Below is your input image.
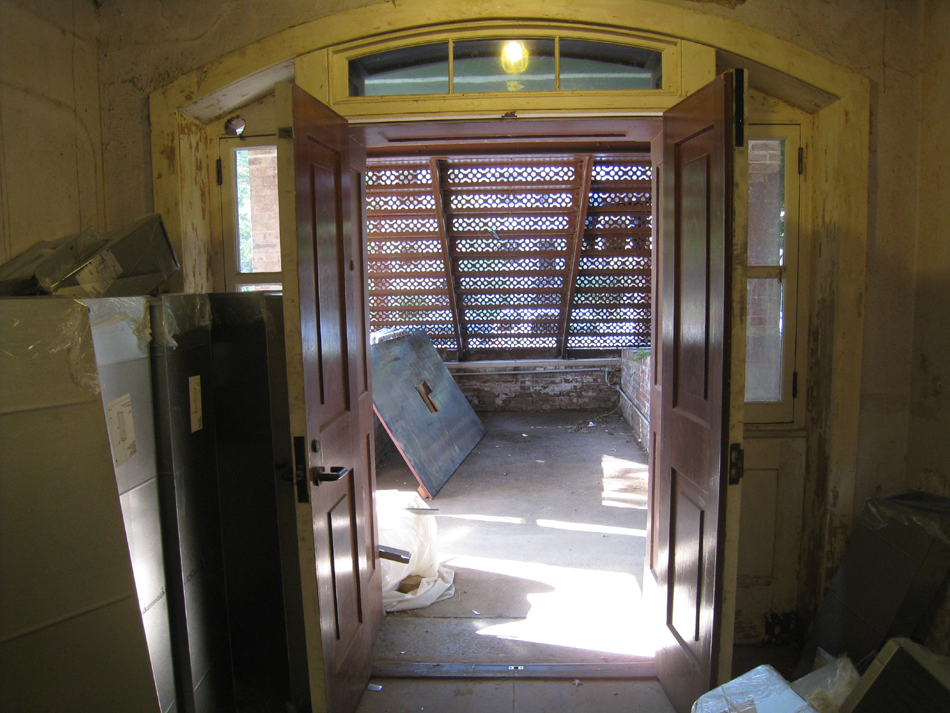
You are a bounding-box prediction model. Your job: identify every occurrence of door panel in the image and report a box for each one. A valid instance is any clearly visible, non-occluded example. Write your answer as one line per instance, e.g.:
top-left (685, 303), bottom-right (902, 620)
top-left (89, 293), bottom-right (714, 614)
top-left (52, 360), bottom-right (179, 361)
top-left (278, 82), bottom-right (382, 713)
top-left (655, 71), bottom-right (746, 713)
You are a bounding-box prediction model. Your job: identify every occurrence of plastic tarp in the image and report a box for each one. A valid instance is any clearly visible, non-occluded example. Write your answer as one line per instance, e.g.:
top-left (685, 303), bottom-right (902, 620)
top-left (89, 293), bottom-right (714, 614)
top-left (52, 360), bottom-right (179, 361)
top-left (376, 490), bottom-right (455, 612)
top-left (692, 665), bottom-right (819, 713)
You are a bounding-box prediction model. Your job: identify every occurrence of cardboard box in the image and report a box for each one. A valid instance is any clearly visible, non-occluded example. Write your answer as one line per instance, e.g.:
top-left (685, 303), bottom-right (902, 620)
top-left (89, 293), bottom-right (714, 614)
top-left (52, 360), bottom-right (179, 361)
top-left (840, 639), bottom-right (950, 713)
top-left (0, 214), bottom-right (179, 298)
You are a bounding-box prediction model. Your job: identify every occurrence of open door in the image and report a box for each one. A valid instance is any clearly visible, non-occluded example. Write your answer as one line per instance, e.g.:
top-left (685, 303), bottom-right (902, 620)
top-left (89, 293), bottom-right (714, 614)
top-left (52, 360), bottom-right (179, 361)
top-left (276, 82), bottom-right (383, 713)
top-left (654, 71), bottom-right (747, 713)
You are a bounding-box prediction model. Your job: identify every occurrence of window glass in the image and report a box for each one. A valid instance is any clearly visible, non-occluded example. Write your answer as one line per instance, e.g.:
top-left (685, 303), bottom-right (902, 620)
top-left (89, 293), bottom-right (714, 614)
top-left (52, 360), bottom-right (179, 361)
top-left (559, 40), bottom-right (662, 91)
top-left (745, 277), bottom-right (784, 402)
top-left (453, 39), bottom-right (556, 93)
top-left (349, 43), bottom-right (449, 96)
top-left (748, 139), bottom-right (785, 266)
top-left (234, 146), bottom-right (281, 274)
top-left (238, 284), bottom-right (282, 292)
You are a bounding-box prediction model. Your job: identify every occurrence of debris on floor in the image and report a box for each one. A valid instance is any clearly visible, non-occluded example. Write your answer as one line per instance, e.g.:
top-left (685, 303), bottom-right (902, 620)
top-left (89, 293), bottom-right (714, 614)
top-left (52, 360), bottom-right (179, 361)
top-left (371, 329), bottom-right (485, 498)
top-left (377, 490), bottom-right (455, 611)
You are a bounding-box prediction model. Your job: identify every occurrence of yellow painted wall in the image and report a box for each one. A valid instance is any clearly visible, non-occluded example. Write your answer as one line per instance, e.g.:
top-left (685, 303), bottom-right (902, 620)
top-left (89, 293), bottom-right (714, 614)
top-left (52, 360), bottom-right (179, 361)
top-left (912, 2), bottom-right (950, 500)
top-left (0, 0), bottom-right (104, 263)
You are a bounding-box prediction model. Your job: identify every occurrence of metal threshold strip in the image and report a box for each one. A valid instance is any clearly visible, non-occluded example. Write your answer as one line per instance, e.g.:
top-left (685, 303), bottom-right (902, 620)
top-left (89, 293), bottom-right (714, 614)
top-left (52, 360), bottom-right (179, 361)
top-left (372, 661), bottom-right (657, 679)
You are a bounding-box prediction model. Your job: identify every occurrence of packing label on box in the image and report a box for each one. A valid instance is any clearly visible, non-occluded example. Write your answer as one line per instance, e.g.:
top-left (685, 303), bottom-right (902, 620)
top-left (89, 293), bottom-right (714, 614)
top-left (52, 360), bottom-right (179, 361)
top-left (107, 393), bottom-right (138, 467)
top-left (76, 249), bottom-right (122, 297)
top-left (189, 375), bottom-right (203, 432)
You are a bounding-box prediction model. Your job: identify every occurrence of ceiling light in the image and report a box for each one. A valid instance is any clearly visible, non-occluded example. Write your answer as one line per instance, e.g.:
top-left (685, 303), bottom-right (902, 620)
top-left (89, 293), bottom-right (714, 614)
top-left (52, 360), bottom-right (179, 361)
top-left (501, 40), bottom-right (529, 74)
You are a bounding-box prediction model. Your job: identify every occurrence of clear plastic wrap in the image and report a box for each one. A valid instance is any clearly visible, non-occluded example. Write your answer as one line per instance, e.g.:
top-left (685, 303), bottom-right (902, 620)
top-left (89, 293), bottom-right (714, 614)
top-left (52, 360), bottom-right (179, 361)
top-left (153, 294), bottom-right (212, 350)
top-left (692, 665), bottom-right (818, 713)
top-left (376, 490), bottom-right (455, 612)
top-left (0, 299), bottom-right (101, 405)
top-left (791, 657), bottom-right (860, 712)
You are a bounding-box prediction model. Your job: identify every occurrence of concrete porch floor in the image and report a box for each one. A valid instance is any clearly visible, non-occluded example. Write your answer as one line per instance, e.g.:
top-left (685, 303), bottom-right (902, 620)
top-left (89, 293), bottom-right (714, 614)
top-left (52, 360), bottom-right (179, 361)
top-left (363, 410), bottom-right (675, 712)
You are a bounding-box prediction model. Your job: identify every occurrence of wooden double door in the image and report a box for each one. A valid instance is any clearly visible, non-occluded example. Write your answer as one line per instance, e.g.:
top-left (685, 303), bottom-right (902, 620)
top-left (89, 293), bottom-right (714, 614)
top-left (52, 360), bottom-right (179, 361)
top-left (277, 70), bottom-right (746, 713)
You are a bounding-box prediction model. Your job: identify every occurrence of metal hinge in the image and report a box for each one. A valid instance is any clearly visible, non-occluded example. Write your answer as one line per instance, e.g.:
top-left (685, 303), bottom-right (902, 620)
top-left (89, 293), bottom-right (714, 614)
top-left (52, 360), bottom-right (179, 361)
top-left (792, 371), bottom-right (799, 398)
top-left (729, 443), bottom-right (745, 486)
top-left (216, 158), bottom-right (223, 186)
top-left (798, 147), bottom-right (804, 175)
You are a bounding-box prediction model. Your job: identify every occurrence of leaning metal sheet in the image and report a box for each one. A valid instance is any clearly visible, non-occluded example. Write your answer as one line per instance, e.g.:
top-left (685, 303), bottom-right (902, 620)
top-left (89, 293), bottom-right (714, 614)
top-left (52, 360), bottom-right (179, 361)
top-left (371, 330), bottom-right (485, 498)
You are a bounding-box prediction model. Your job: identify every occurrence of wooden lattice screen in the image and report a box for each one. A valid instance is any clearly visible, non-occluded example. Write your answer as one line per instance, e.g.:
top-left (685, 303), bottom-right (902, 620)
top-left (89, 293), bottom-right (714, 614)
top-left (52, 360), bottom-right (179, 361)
top-left (365, 153), bottom-right (652, 359)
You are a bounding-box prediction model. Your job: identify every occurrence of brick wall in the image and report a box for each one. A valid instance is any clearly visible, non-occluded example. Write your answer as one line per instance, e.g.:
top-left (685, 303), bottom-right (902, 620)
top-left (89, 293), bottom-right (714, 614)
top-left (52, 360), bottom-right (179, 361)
top-left (619, 349), bottom-right (651, 446)
top-left (447, 361), bottom-right (620, 412)
top-left (246, 147), bottom-right (280, 273)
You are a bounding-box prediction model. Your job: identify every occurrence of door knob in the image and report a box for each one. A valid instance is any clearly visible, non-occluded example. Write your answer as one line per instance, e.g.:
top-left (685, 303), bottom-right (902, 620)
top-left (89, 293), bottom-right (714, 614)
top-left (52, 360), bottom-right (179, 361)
top-left (310, 465), bottom-right (350, 485)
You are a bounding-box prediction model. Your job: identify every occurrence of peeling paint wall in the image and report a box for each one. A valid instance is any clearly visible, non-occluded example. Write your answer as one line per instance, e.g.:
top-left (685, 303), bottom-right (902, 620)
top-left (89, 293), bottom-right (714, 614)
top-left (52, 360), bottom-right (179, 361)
top-left (0, 0), bottom-right (104, 263)
top-left (910, 0), bottom-right (950, 513)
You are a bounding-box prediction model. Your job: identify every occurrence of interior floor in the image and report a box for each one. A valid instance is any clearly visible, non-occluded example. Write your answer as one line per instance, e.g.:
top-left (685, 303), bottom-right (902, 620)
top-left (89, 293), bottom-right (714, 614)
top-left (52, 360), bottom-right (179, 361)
top-left (355, 677), bottom-right (675, 713)
top-left (373, 410), bottom-right (656, 665)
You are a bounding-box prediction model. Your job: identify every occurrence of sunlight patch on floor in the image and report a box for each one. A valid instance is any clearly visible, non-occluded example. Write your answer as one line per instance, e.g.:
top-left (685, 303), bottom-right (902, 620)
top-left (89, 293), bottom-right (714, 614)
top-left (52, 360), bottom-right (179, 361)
top-left (602, 454), bottom-right (648, 510)
top-left (442, 554), bottom-right (658, 657)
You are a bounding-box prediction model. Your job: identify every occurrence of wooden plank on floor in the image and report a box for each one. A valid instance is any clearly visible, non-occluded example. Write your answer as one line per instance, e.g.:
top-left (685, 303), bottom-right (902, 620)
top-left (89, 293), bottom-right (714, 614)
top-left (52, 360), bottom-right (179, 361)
top-left (371, 662), bottom-right (657, 679)
top-left (371, 330), bottom-right (485, 497)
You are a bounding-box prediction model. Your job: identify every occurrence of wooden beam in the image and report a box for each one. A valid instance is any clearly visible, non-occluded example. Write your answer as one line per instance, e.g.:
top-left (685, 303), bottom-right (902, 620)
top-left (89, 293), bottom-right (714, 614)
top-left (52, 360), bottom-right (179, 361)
top-left (428, 158), bottom-right (466, 357)
top-left (558, 155), bottom-right (593, 358)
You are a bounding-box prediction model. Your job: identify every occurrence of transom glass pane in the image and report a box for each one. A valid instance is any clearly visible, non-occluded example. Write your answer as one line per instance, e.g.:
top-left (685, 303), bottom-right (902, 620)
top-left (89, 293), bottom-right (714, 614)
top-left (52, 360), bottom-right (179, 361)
top-left (349, 43), bottom-right (449, 96)
top-left (453, 39), bottom-right (556, 93)
top-left (745, 278), bottom-right (784, 402)
top-left (234, 146), bottom-right (280, 274)
top-left (559, 40), bottom-right (662, 90)
top-left (748, 139), bottom-right (786, 266)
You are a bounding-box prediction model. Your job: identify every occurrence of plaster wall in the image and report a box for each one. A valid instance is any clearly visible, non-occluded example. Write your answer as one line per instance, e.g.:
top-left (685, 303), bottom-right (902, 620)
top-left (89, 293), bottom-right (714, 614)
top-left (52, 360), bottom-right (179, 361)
top-left (910, 1), bottom-right (950, 502)
top-left (0, 0), bottom-right (104, 264)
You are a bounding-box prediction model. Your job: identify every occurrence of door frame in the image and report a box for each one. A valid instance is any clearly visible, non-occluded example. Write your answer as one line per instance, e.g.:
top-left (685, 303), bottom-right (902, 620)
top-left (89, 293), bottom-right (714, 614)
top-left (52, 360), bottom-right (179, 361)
top-left (150, 0), bottom-right (870, 688)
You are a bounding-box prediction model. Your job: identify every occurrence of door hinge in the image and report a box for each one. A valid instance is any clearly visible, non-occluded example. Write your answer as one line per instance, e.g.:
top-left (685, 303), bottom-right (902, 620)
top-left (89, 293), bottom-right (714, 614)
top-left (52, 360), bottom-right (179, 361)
top-left (278, 126), bottom-right (294, 140)
top-left (798, 147), bottom-right (804, 175)
top-left (216, 157), bottom-right (223, 186)
top-left (729, 443), bottom-right (745, 486)
top-left (792, 371), bottom-right (799, 398)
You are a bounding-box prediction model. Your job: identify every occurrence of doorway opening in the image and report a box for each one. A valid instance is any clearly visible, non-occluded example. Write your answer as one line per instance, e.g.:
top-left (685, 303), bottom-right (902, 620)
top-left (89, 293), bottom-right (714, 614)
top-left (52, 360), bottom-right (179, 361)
top-left (361, 118), bottom-right (660, 673)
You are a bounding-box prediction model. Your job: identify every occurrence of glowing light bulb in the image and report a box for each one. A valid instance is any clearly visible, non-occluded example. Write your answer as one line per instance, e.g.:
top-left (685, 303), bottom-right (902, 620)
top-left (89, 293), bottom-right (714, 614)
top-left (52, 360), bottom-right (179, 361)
top-left (500, 40), bottom-right (529, 74)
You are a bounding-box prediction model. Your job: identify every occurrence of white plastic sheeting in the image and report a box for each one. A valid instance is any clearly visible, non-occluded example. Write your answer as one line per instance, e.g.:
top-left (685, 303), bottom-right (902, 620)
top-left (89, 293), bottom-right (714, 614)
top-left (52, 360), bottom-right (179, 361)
top-left (376, 490), bottom-right (455, 612)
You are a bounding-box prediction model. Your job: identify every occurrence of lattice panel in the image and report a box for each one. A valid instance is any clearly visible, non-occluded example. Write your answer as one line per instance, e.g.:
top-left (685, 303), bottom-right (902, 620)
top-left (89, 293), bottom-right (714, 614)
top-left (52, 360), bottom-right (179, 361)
top-left (468, 336), bottom-right (558, 349)
top-left (445, 165), bottom-right (576, 185)
top-left (460, 275), bottom-right (563, 291)
top-left (468, 321), bottom-right (560, 336)
top-left (367, 239), bottom-right (442, 255)
top-left (570, 321), bottom-right (649, 335)
top-left (567, 335), bottom-right (650, 349)
top-left (367, 193), bottom-right (437, 212)
top-left (582, 235), bottom-right (651, 252)
top-left (576, 273), bottom-right (650, 290)
top-left (455, 236), bottom-right (567, 253)
top-left (372, 309), bottom-right (455, 323)
top-left (578, 255), bottom-right (651, 271)
top-left (584, 214), bottom-right (651, 231)
top-left (370, 259), bottom-right (444, 274)
top-left (365, 166), bottom-right (431, 187)
top-left (588, 190), bottom-right (652, 208)
top-left (370, 317), bottom-right (456, 335)
top-left (573, 291), bottom-right (650, 306)
top-left (591, 164), bottom-right (652, 182)
top-left (367, 217), bottom-right (439, 235)
top-left (572, 307), bottom-right (651, 321)
top-left (451, 215), bottom-right (571, 233)
top-left (369, 293), bottom-right (451, 308)
top-left (369, 277), bottom-right (448, 292)
top-left (448, 192), bottom-right (574, 210)
top-left (465, 308), bottom-right (562, 322)
top-left (461, 292), bottom-right (563, 307)
top-left (457, 257), bottom-right (566, 273)
top-left (431, 338), bottom-right (460, 349)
